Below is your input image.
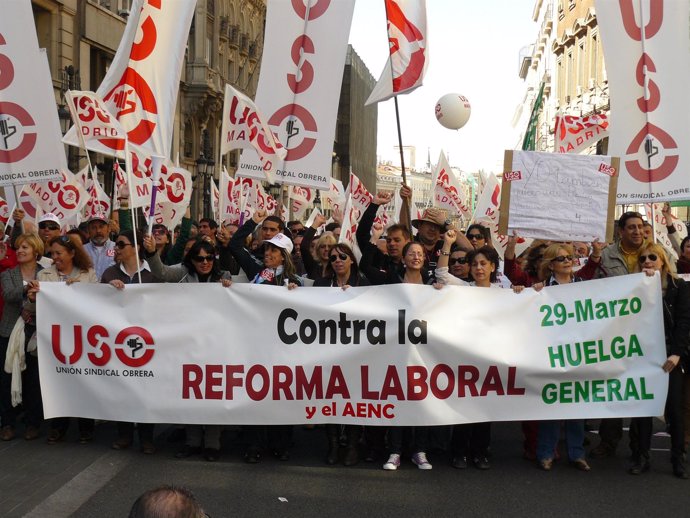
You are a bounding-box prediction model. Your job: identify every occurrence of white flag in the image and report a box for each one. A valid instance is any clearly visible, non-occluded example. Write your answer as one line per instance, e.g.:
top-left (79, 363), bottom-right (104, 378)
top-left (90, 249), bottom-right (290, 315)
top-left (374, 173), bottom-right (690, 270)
top-left (0, 1), bottom-right (65, 187)
top-left (220, 85), bottom-right (286, 183)
top-left (554, 111), bottom-right (610, 154)
top-left (62, 0), bottom-right (195, 158)
top-left (472, 174), bottom-right (531, 260)
top-left (431, 151), bottom-right (470, 218)
top-left (366, 0), bottom-right (428, 105)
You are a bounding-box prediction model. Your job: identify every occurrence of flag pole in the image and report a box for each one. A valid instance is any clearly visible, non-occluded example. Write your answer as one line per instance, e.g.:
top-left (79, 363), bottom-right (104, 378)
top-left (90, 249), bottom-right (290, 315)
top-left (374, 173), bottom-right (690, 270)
top-left (393, 96), bottom-right (412, 229)
top-left (124, 141), bottom-right (142, 284)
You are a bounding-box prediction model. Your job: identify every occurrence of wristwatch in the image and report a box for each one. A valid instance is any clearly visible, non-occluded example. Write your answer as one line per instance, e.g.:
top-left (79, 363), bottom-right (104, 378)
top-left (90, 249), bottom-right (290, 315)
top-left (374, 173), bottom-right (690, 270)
top-left (443, 218), bottom-right (452, 229)
top-left (440, 250), bottom-right (450, 256)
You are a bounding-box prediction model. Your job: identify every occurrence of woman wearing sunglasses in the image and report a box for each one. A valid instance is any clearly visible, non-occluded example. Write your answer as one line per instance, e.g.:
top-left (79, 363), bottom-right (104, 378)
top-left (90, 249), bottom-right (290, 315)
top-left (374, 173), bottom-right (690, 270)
top-left (101, 231), bottom-right (158, 454)
top-left (631, 243), bottom-right (690, 478)
top-left (233, 233), bottom-right (302, 463)
top-left (26, 235), bottom-right (98, 444)
top-left (534, 244), bottom-right (591, 473)
top-left (436, 231), bottom-right (520, 470)
top-left (143, 235), bottom-right (231, 462)
top-left (313, 244), bottom-right (369, 466)
top-left (382, 241), bottom-right (436, 471)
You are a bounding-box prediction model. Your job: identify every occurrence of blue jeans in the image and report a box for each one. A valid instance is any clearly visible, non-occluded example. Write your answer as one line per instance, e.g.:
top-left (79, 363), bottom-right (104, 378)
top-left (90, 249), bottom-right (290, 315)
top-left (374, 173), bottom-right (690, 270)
top-left (537, 420), bottom-right (585, 461)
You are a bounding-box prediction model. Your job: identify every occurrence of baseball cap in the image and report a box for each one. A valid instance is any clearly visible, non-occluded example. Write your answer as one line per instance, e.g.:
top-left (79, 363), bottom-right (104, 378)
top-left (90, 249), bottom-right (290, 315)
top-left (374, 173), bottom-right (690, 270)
top-left (264, 233), bottom-right (294, 254)
top-left (38, 213), bottom-right (61, 229)
top-left (88, 211), bottom-right (109, 224)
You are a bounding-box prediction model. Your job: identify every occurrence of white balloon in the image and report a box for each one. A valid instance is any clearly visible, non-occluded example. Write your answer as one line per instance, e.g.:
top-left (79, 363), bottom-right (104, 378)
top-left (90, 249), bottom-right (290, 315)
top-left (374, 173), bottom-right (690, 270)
top-left (435, 94), bottom-right (472, 130)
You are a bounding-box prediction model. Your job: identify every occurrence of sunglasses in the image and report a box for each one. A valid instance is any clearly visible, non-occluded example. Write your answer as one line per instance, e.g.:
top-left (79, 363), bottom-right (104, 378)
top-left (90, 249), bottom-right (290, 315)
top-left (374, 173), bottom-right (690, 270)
top-left (152, 228), bottom-right (167, 236)
top-left (638, 253), bottom-right (658, 263)
top-left (115, 241), bottom-right (132, 249)
top-left (449, 257), bottom-right (469, 265)
top-left (329, 253), bottom-right (349, 262)
top-left (467, 233), bottom-right (484, 240)
top-left (551, 255), bottom-right (573, 263)
top-left (39, 222), bottom-right (60, 231)
top-left (192, 255), bottom-right (214, 263)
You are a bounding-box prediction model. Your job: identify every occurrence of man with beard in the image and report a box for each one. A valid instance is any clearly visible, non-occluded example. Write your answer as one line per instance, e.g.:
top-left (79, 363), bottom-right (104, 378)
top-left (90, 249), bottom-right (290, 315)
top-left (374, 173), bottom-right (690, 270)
top-left (411, 207), bottom-right (451, 279)
top-left (83, 212), bottom-right (116, 280)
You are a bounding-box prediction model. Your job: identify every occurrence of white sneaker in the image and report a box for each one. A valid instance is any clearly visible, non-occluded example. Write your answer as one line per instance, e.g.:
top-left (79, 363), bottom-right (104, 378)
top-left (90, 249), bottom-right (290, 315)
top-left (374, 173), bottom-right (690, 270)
top-left (411, 451), bottom-right (433, 470)
top-left (383, 453), bottom-right (401, 470)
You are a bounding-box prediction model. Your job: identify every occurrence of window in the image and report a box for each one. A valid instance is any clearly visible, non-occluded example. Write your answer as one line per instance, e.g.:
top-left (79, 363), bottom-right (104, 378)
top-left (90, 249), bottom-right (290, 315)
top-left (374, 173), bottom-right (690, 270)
top-left (566, 50), bottom-right (574, 100)
top-left (577, 42), bottom-right (585, 89)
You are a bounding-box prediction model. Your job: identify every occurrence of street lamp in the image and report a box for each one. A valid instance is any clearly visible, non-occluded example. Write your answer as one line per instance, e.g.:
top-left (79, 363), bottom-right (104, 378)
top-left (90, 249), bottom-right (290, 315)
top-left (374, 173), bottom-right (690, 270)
top-left (195, 152), bottom-right (208, 218)
top-left (205, 158), bottom-right (215, 220)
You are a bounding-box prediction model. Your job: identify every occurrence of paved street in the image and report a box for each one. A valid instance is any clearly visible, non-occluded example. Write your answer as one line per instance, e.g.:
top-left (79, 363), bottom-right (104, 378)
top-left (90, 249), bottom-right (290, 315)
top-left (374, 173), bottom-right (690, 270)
top-left (2, 420), bottom-right (689, 517)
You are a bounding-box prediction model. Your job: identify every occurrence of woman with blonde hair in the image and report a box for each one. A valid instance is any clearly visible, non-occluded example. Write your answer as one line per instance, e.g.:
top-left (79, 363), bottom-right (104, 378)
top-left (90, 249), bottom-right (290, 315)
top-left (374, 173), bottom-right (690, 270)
top-left (631, 242), bottom-right (690, 478)
top-left (27, 235), bottom-right (98, 444)
top-left (534, 243), bottom-right (590, 472)
top-left (0, 233), bottom-right (44, 441)
top-left (300, 214), bottom-right (336, 281)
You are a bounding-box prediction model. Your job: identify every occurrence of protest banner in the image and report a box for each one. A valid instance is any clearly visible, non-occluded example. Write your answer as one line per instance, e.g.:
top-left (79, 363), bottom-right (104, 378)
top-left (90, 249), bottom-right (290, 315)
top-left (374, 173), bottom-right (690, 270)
top-left (0, 1), bottom-right (65, 187)
top-left (38, 274), bottom-right (666, 426)
top-left (236, 0), bottom-right (355, 189)
top-left (498, 150), bottom-right (619, 242)
top-left (596, 0), bottom-right (690, 203)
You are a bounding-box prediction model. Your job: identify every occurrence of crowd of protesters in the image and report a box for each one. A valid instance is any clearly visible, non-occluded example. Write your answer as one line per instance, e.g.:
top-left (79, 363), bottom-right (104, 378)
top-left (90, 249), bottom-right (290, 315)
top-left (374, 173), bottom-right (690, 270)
top-left (0, 188), bottom-right (689, 479)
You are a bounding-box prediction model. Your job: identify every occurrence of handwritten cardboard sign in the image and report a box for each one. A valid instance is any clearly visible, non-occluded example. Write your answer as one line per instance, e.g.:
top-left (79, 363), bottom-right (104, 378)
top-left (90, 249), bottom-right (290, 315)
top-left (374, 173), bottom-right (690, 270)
top-left (498, 150), bottom-right (619, 242)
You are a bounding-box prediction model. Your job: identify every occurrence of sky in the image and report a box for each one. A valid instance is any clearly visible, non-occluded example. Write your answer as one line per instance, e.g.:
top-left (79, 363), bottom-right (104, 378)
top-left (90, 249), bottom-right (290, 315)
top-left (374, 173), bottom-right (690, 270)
top-left (348, 0), bottom-right (538, 174)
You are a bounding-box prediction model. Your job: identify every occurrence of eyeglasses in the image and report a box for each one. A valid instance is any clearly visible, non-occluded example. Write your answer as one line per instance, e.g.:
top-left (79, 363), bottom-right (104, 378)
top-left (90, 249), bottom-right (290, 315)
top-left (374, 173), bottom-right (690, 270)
top-left (152, 228), bottom-right (166, 236)
top-left (551, 255), bottom-right (573, 263)
top-left (39, 222), bottom-right (60, 231)
top-left (115, 241), bottom-right (132, 249)
top-left (467, 233), bottom-right (484, 240)
top-left (329, 253), bottom-right (348, 262)
top-left (638, 253), bottom-right (659, 263)
top-left (192, 255), bottom-right (215, 263)
top-left (449, 257), bottom-right (469, 265)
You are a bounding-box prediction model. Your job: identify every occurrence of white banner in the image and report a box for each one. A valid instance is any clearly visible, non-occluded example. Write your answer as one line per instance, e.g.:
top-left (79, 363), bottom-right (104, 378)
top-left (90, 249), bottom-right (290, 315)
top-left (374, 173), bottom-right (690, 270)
top-left (236, 0), bottom-right (356, 189)
top-left (0, 2), bottom-right (66, 187)
top-left (62, 0), bottom-right (194, 159)
top-left (37, 275), bottom-right (667, 425)
top-left (596, 0), bottom-right (690, 203)
top-left (501, 150), bottom-right (617, 242)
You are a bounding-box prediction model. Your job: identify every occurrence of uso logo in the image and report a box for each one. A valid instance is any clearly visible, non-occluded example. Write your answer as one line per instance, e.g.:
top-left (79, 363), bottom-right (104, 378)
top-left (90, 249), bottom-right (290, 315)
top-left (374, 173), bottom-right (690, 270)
top-left (51, 325), bottom-right (155, 368)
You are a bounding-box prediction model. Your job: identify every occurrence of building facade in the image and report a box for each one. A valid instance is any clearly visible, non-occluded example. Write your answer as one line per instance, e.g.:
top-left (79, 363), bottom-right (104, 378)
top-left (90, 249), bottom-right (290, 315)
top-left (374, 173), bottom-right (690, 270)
top-left (514, 0), bottom-right (609, 155)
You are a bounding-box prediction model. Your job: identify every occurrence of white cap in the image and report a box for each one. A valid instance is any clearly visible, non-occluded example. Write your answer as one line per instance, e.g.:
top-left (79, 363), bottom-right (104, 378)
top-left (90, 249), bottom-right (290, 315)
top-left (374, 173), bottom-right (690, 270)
top-left (87, 211), bottom-right (109, 224)
top-left (38, 213), bottom-right (61, 228)
top-left (264, 233), bottom-right (293, 254)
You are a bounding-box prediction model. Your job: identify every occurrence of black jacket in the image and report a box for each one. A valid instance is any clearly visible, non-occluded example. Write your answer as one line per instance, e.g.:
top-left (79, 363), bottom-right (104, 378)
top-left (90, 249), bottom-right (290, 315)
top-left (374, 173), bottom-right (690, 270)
top-left (663, 275), bottom-right (690, 358)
